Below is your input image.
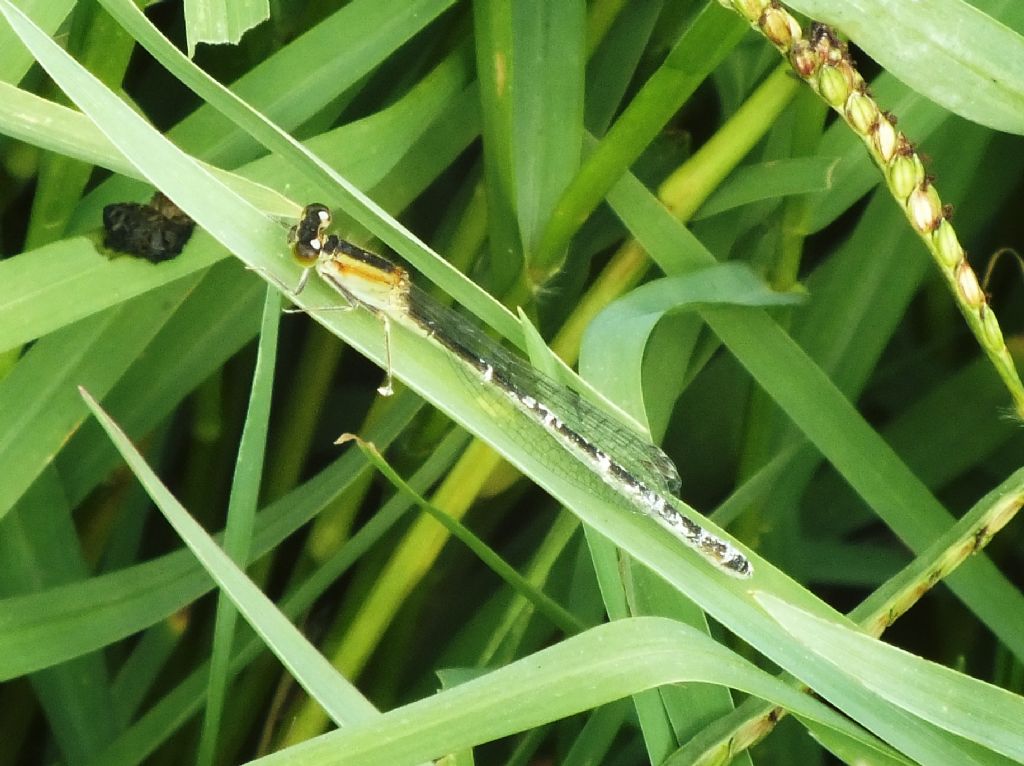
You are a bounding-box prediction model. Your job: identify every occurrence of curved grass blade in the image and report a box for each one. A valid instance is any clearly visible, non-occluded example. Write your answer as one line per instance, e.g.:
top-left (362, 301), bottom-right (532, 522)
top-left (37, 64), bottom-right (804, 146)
top-left (758, 590), bottom-right (1024, 762)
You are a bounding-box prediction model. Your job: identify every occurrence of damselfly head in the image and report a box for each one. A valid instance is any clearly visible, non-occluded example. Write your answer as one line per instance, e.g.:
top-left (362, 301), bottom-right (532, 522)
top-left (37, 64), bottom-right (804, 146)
top-left (289, 203), bottom-right (333, 266)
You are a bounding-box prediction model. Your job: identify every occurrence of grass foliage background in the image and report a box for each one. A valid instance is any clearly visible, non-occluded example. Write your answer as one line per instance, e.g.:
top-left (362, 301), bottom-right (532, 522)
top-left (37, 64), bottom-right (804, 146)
top-left (0, 0), bottom-right (1022, 764)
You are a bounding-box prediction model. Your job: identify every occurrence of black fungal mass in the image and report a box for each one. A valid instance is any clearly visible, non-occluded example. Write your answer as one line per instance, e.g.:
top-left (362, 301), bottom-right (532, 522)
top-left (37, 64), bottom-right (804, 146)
top-left (103, 192), bottom-right (195, 263)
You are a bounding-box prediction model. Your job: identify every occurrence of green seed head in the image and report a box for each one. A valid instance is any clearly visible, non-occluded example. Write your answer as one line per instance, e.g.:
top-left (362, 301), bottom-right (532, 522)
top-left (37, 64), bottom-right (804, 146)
top-left (760, 6), bottom-right (801, 49)
top-left (845, 90), bottom-right (878, 134)
top-left (907, 184), bottom-right (943, 233)
top-left (818, 64), bottom-right (850, 107)
top-left (789, 39), bottom-right (820, 77)
top-left (873, 116), bottom-right (898, 162)
top-left (980, 305), bottom-right (1005, 350)
top-left (956, 261), bottom-right (985, 309)
top-left (810, 23), bottom-right (841, 58)
top-left (840, 60), bottom-right (865, 92)
top-left (730, 0), bottom-right (771, 23)
top-left (889, 153), bottom-right (924, 201)
top-left (933, 219), bottom-right (964, 269)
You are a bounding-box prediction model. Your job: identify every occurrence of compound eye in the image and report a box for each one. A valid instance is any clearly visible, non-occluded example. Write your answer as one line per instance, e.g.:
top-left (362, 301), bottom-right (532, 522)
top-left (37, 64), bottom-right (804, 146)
top-left (304, 203), bottom-right (331, 230)
top-left (288, 226), bottom-right (322, 267)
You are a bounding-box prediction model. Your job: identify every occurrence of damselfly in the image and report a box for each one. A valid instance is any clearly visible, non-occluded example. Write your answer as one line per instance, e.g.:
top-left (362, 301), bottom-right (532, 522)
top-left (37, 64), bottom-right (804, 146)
top-left (287, 203), bottom-right (752, 578)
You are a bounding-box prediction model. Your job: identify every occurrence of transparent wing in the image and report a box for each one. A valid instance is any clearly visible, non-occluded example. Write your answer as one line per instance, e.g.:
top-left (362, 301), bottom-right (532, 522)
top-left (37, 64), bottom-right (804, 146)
top-left (407, 284), bottom-right (683, 497)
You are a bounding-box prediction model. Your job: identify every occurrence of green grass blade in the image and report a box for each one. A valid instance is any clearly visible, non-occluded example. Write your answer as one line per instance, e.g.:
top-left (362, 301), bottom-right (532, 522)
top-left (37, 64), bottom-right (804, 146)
top-left (580, 263), bottom-right (804, 428)
top-left (0, 279), bottom-right (198, 521)
top-left (23, 2), bottom-right (135, 250)
top-left (509, 0), bottom-right (585, 260)
top-left (0, 81), bottom-right (135, 176)
top-left (198, 288), bottom-right (280, 765)
top-left (0, 393), bottom-right (422, 681)
top-left (85, 429), bottom-right (468, 766)
top-left (0, 0), bottom-right (283, 258)
top-left (471, 0), bottom-right (525, 289)
top-left (703, 305), bottom-right (1024, 653)
top-left (534, 3), bottom-right (748, 270)
top-left (349, 436), bottom-right (585, 635)
top-left (0, 471), bottom-right (117, 763)
top-left (79, 387), bottom-right (381, 728)
top-left (57, 262), bottom-right (263, 507)
top-left (692, 156), bottom-right (838, 220)
top-left (183, 0), bottom-right (268, 54)
top-left (0, 0), bottom-right (74, 82)
top-left (244, 617), bottom-right (901, 766)
top-left (759, 591), bottom-right (1024, 761)
top-left (605, 142), bottom-right (1024, 661)
top-left (0, 234), bottom-right (223, 353)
